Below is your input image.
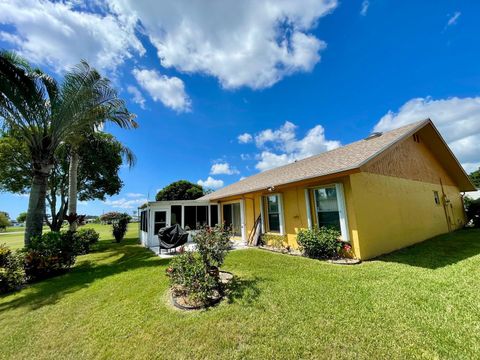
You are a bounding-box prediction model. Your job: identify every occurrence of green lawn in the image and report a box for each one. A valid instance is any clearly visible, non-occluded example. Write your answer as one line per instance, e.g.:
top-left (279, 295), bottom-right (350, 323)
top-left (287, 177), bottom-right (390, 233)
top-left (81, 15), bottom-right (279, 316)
top-left (1, 227), bottom-right (479, 359)
top-left (0, 223), bottom-right (123, 250)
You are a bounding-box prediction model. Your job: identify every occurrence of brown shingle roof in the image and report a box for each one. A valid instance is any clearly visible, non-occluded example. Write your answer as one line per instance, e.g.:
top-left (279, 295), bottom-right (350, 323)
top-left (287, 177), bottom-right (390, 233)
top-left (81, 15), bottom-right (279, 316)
top-left (199, 119), bottom-right (430, 201)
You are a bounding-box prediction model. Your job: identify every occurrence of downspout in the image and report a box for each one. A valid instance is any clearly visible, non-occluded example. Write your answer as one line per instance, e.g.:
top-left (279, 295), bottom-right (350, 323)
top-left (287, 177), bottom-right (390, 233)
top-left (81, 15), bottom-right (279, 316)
top-left (439, 178), bottom-right (452, 232)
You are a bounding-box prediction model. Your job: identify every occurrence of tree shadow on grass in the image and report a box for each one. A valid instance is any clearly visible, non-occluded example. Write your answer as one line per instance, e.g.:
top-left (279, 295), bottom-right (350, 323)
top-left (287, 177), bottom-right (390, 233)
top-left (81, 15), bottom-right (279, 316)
top-left (225, 276), bottom-right (263, 305)
top-left (0, 236), bottom-right (170, 311)
top-left (376, 228), bottom-right (480, 269)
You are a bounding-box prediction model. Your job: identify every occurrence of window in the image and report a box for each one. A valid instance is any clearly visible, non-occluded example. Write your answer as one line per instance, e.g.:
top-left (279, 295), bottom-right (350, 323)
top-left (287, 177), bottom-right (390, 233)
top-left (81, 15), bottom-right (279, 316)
top-left (210, 205), bottom-right (219, 226)
top-left (140, 210), bottom-right (148, 232)
top-left (154, 211), bottom-right (167, 234)
top-left (184, 206), bottom-right (209, 230)
top-left (264, 195), bottom-right (282, 233)
top-left (171, 205), bottom-right (182, 225)
top-left (433, 191), bottom-right (440, 205)
top-left (313, 187), bottom-right (340, 230)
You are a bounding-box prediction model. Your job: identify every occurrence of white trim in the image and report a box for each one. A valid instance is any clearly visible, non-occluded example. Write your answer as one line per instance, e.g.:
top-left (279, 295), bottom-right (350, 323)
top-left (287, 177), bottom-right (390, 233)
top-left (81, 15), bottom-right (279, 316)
top-left (181, 205), bottom-right (185, 229)
top-left (335, 183), bottom-right (350, 242)
top-left (208, 205), bottom-right (212, 227)
top-left (259, 198), bottom-right (265, 233)
top-left (240, 199), bottom-right (246, 242)
top-left (278, 193), bottom-right (285, 235)
top-left (304, 189), bottom-right (312, 229)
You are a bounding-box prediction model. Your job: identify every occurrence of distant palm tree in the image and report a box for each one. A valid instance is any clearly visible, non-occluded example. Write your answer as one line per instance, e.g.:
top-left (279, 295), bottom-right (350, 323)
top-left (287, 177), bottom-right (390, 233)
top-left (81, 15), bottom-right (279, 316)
top-left (0, 51), bottom-right (136, 244)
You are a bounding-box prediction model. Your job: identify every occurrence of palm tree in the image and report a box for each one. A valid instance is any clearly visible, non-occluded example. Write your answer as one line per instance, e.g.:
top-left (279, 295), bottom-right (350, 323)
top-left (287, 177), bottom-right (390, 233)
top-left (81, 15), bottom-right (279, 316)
top-left (0, 52), bottom-right (136, 245)
top-left (63, 63), bottom-right (137, 231)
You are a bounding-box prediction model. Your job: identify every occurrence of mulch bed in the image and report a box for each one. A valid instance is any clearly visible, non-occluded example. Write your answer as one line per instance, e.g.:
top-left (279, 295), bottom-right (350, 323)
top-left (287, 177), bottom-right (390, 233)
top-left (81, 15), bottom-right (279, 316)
top-left (170, 271), bottom-right (234, 311)
top-left (257, 245), bottom-right (361, 265)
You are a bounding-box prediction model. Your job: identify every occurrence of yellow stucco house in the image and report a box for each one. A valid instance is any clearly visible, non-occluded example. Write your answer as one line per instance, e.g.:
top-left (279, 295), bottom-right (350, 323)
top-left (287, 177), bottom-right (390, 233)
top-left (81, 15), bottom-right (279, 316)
top-left (199, 119), bottom-right (476, 260)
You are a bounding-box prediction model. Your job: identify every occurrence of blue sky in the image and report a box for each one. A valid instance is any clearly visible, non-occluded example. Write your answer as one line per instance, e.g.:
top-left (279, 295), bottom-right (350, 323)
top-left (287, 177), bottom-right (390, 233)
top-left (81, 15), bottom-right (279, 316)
top-left (1, 0), bottom-right (480, 218)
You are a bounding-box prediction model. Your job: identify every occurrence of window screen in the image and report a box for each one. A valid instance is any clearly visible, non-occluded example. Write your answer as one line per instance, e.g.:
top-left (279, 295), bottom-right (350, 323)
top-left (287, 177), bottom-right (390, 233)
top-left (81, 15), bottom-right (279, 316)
top-left (140, 210), bottom-right (148, 232)
top-left (171, 205), bottom-right (182, 225)
top-left (210, 205), bottom-right (219, 226)
top-left (184, 206), bottom-right (209, 230)
top-left (154, 211), bottom-right (167, 234)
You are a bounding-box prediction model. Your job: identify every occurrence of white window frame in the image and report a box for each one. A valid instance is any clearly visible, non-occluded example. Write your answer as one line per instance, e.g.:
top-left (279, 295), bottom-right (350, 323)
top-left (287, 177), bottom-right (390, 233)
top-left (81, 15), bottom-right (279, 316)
top-left (310, 183), bottom-right (350, 242)
top-left (263, 193), bottom-right (285, 235)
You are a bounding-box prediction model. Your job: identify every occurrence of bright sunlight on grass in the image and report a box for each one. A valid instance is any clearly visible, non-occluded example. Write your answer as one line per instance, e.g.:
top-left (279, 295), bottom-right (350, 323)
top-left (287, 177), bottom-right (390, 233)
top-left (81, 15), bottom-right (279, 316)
top-left (0, 226), bottom-right (479, 359)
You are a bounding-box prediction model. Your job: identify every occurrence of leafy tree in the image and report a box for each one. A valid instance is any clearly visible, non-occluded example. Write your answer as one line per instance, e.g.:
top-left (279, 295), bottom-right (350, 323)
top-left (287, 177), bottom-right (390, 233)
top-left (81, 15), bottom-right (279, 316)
top-left (17, 212), bottom-right (27, 223)
top-left (0, 52), bottom-right (135, 244)
top-left (156, 180), bottom-right (205, 201)
top-left (0, 212), bottom-right (10, 231)
top-left (470, 169), bottom-right (480, 188)
top-left (0, 132), bottom-right (134, 231)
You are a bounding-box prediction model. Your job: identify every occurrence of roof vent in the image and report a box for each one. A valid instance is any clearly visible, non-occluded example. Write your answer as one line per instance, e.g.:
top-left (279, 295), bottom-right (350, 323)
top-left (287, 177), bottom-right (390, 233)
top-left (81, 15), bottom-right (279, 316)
top-left (365, 132), bottom-right (383, 140)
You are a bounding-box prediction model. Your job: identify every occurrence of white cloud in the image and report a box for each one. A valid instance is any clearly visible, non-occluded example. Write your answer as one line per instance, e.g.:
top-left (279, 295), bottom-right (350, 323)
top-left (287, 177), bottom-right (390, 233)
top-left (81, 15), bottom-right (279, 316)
top-left (133, 68), bottom-right (191, 112)
top-left (240, 176), bottom-right (247, 181)
top-left (127, 86), bottom-right (146, 109)
top-left (126, 193), bottom-right (145, 198)
top-left (210, 162), bottom-right (239, 175)
top-left (109, 0), bottom-right (337, 89)
top-left (197, 177), bottom-right (224, 190)
top-left (105, 197), bottom-right (148, 209)
top-left (373, 96), bottom-right (480, 173)
top-left (446, 11), bottom-right (461, 27)
top-left (252, 121), bottom-right (341, 171)
top-left (238, 133), bottom-right (253, 144)
top-left (0, 0), bottom-right (144, 73)
top-left (360, 1), bottom-right (370, 16)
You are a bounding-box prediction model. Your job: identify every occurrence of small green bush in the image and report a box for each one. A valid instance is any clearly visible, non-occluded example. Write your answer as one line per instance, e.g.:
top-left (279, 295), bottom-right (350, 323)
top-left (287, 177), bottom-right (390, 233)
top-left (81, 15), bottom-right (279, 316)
top-left (465, 198), bottom-right (480, 228)
top-left (166, 252), bottom-right (218, 305)
top-left (0, 244), bottom-right (25, 293)
top-left (261, 234), bottom-right (287, 249)
top-left (112, 214), bottom-right (131, 242)
top-left (23, 232), bottom-right (76, 281)
top-left (193, 225), bottom-right (232, 269)
top-left (71, 228), bottom-right (100, 254)
top-left (296, 227), bottom-right (342, 259)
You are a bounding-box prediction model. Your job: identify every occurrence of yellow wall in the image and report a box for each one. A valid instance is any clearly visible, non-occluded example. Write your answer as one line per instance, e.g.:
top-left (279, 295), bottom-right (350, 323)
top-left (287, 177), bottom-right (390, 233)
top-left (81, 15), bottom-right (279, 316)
top-left (216, 172), bottom-right (465, 260)
top-left (217, 176), bottom-right (361, 253)
top-left (349, 172), bottom-right (465, 259)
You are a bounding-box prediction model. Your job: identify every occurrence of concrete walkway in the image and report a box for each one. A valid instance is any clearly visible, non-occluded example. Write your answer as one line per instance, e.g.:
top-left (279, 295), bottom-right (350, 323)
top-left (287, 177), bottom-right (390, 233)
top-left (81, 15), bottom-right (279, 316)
top-left (0, 231), bottom-right (23, 235)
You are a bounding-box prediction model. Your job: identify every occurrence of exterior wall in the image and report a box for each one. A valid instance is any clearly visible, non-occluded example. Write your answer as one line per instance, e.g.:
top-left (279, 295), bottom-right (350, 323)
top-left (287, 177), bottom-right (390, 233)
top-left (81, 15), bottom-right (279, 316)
top-left (349, 172), bottom-right (465, 259)
top-left (216, 176), bottom-right (361, 254)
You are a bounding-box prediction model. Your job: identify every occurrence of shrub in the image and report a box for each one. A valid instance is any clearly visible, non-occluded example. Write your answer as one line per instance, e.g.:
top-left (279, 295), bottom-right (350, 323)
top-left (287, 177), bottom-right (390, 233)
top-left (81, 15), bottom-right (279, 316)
top-left (193, 225), bottom-right (232, 270)
top-left (166, 252), bottom-right (218, 305)
top-left (296, 227), bottom-right (343, 259)
top-left (261, 234), bottom-right (287, 249)
top-left (112, 214), bottom-right (131, 243)
top-left (63, 228), bottom-right (100, 255)
top-left (465, 197), bottom-right (480, 228)
top-left (0, 212), bottom-right (10, 231)
top-left (23, 232), bottom-right (76, 281)
top-left (0, 244), bottom-right (25, 293)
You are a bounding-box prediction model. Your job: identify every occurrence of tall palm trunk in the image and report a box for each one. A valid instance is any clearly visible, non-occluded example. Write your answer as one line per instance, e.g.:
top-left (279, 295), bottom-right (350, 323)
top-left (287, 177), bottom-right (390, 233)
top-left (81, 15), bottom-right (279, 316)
top-left (25, 164), bottom-right (51, 246)
top-left (68, 146), bottom-right (80, 231)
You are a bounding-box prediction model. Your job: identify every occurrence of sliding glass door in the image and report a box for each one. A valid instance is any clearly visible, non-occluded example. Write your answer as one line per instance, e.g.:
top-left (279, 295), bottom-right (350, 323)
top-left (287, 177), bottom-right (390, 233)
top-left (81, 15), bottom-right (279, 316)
top-left (223, 203), bottom-right (241, 236)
